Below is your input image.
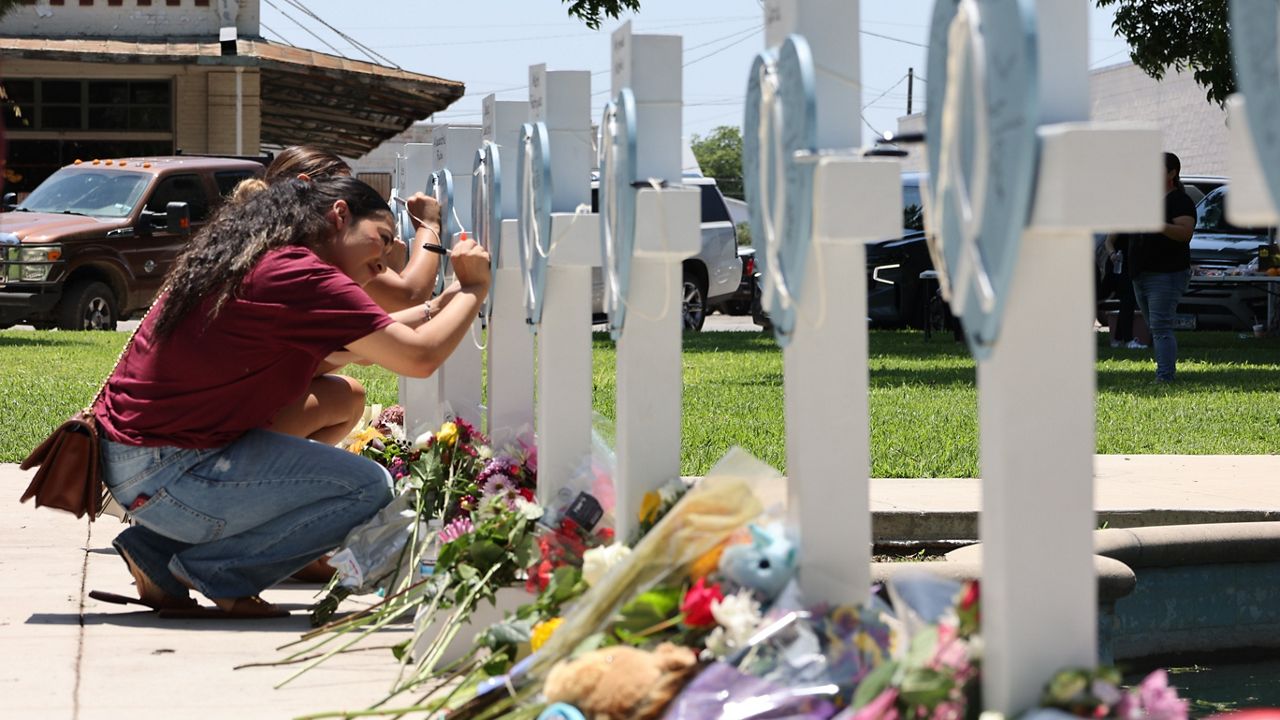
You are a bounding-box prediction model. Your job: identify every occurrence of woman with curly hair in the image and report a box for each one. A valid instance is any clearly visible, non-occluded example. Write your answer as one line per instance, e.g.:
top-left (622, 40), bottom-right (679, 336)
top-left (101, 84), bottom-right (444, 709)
top-left (93, 176), bottom-right (489, 617)
top-left (234, 146), bottom-right (452, 445)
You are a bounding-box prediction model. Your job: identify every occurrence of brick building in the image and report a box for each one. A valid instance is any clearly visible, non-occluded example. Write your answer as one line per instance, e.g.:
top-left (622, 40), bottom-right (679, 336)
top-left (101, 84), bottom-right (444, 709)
top-left (0, 0), bottom-right (464, 192)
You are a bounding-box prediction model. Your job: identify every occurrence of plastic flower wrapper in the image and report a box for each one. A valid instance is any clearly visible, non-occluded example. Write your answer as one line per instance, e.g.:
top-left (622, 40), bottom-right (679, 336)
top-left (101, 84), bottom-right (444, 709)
top-left (838, 575), bottom-right (981, 720)
top-left (528, 447), bottom-right (773, 677)
top-left (327, 492), bottom-right (419, 595)
top-left (662, 611), bottom-right (845, 720)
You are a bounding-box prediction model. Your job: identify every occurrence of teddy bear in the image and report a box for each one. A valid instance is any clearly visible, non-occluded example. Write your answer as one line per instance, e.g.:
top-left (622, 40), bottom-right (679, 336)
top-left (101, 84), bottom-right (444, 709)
top-left (542, 642), bottom-right (701, 720)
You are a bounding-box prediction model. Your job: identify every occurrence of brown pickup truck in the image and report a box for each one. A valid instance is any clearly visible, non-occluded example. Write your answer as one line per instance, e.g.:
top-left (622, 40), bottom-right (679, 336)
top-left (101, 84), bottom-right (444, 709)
top-left (0, 155), bottom-right (264, 330)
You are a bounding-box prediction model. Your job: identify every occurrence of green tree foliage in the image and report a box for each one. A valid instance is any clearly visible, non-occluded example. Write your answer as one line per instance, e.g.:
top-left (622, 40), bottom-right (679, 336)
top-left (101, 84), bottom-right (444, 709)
top-left (1095, 0), bottom-right (1233, 106)
top-left (563, 0), bottom-right (641, 30)
top-left (690, 125), bottom-right (744, 200)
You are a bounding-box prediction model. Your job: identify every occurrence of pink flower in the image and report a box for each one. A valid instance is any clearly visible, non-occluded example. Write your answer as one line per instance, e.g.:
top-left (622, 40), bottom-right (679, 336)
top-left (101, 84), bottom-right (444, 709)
top-left (680, 578), bottom-right (725, 628)
top-left (851, 688), bottom-right (899, 720)
top-left (1137, 670), bottom-right (1188, 720)
top-left (439, 516), bottom-right (474, 544)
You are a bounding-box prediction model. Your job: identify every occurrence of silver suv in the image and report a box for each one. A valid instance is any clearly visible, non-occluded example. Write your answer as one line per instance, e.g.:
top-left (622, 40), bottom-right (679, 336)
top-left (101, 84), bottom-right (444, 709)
top-left (591, 176), bottom-right (742, 330)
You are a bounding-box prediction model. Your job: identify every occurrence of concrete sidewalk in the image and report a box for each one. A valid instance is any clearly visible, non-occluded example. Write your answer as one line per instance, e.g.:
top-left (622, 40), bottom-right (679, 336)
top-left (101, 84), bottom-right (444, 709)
top-left (4, 455), bottom-right (1280, 719)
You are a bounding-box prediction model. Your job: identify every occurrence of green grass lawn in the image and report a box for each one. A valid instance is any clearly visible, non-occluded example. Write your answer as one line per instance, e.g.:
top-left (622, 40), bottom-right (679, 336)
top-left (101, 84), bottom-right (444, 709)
top-left (3, 328), bottom-right (1278, 476)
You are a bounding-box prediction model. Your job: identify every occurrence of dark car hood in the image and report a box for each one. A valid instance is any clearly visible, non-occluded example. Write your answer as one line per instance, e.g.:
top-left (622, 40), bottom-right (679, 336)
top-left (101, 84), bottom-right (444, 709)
top-left (1191, 231), bottom-right (1270, 266)
top-left (0, 211), bottom-right (119, 243)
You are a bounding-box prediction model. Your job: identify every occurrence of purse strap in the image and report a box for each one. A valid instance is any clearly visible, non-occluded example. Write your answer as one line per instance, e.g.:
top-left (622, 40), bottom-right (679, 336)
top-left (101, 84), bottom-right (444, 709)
top-left (83, 285), bottom-right (166, 416)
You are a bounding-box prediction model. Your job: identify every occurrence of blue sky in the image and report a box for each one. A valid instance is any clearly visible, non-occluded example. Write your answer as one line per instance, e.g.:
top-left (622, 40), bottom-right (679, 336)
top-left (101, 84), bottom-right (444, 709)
top-left (258, 1), bottom-right (1128, 144)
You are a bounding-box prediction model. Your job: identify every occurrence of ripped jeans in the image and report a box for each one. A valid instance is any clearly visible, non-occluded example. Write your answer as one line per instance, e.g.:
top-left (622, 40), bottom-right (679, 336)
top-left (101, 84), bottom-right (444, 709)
top-left (101, 429), bottom-right (392, 600)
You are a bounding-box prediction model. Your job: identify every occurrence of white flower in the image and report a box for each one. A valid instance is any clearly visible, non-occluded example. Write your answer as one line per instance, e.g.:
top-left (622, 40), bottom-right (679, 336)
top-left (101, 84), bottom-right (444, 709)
top-left (657, 478), bottom-right (685, 505)
top-left (478, 445), bottom-right (494, 460)
top-left (704, 589), bottom-right (763, 657)
top-left (515, 498), bottom-right (544, 521)
top-left (412, 432), bottom-right (434, 450)
top-left (581, 543), bottom-right (632, 587)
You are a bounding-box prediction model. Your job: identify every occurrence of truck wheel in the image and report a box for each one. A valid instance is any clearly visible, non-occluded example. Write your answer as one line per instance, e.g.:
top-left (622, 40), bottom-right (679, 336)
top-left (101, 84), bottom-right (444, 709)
top-left (682, 270), bottom-right (707, 332)
top-left (58, 281), bottom-right (118, 331)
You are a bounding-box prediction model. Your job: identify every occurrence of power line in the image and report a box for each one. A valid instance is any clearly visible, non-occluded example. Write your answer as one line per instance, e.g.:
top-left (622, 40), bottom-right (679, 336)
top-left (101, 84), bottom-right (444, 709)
top-left (861, 29), bottom-right (928, 49)
top-left (684, 26), bottom-right (762, 67)
top-left (261, 0), bottom-right (347, 58)
top-left (280, 0), bottom-right (401, 68)
top-left (258, 21), bottom-right (295, 46)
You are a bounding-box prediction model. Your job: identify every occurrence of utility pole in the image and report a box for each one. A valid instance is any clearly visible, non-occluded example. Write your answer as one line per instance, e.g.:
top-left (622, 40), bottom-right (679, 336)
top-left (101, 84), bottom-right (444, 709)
top-left (907, 66), bottom-right (914, 115)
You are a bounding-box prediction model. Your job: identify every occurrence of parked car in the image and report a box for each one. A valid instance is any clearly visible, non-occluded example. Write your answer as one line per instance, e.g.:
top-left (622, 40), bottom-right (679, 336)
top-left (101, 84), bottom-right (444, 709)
top-left (1181, 184), bottom-right (1273, 329)
top-left (0, 155), bottom-right (264, 330)
top-left (751, 173), bottom-right (933, 330)
top-left (590, 176), bottom-right (742, 331)
top-left (711, 245), bottom-right (756, 316)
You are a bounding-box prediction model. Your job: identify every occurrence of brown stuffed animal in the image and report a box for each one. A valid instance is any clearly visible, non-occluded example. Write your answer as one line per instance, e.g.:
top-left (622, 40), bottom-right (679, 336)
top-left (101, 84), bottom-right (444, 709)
top-left (543, 642), bottom-right (701, 720)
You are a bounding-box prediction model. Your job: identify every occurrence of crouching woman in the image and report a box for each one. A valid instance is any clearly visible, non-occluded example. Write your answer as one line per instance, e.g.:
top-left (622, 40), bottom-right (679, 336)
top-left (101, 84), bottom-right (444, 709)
top-left (93, 177), bottom-right (489, 617)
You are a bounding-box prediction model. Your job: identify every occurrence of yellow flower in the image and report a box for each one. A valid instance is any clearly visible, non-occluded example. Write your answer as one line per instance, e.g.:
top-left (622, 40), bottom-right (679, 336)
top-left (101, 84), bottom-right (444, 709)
top-left (639, 490), bottom-right (661, 523)
top-left (436, 421), bottom-right (459, 447)
top-left (347, 426), bottom-right (383, 455)
top-left (530, 617), bottom-right (563, 651)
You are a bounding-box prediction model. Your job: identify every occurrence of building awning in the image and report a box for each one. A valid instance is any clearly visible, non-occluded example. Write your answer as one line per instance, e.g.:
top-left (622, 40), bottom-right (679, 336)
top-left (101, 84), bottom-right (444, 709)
top-left (0, 37), bottom-right (465, 157)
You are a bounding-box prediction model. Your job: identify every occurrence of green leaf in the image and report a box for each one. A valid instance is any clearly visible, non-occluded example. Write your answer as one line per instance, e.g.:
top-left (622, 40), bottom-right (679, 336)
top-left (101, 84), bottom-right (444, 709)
top-left (615, 587), bottom-right (682, 632)
top-left (852, 661), bottom-right (898, 709)
top-left (470, 539), bottom-right (505, 566)
top-left (390, 639), bottom-right (411, 661)
top-left (456, 563), bottom-right (479, 582)
top-left (485, 618), bottom-right (535, 646)
top-left (898, 667), bottom-right (954, 708)
top-left (904, 626), bottom-right (939, 668)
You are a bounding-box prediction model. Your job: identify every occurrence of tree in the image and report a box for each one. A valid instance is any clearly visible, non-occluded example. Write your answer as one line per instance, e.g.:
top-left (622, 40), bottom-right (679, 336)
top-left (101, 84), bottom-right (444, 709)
top-left (563, 0), bottom-right (641, 30)
top-left (690, 125), bottom-right (744, 200)
top-left (1095, 0), bottom-right (1233, 106)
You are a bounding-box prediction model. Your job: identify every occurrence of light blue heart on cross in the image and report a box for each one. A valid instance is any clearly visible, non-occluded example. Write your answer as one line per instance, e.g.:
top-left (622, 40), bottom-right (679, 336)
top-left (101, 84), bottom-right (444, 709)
top-left (517, 121), bottom-right (553, 329)
top-left (472, 141), bottom-right (502, 319)
top-left (743, 35), bottom-right (817, 348)
top-left (598, 88), bottom-right (639, 341)
top-left (1231, 0), bottom-right (1280, 214)
top-left (427, 168), bottom-right (458, 297)
top-left (924, 0), bottom-right (1039, 360)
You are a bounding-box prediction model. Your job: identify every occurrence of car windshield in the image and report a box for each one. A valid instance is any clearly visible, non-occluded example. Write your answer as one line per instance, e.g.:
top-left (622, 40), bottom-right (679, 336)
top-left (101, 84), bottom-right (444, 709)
top-left (17, 168), bottom-right (150, 219)
top-left (1195, 187), bottom-right (1271, 236)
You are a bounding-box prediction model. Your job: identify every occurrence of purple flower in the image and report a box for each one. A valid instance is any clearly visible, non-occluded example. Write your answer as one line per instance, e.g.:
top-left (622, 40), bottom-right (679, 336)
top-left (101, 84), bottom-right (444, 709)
top-left (482, 474), bottom-right (517, 498)
top-left (438, 516), bottom-right (474, 545)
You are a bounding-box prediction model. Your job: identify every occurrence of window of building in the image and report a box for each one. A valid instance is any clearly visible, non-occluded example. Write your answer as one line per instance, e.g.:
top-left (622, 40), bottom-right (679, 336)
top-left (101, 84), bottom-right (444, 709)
top-left (1, 79), bottom-right (172, 133)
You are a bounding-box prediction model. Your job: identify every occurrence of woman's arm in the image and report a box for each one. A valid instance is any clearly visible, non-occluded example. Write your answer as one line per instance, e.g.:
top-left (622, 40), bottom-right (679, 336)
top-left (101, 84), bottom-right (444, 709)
top-left (347, 239), bottom-right (490, 378)
top-left (363, 193), bottom-right (445, 312)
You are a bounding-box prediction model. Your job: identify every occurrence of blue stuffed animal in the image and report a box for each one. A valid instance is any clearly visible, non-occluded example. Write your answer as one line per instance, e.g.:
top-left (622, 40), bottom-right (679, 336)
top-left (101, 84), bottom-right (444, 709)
top-left (718, 522), bottom-right (797, 601)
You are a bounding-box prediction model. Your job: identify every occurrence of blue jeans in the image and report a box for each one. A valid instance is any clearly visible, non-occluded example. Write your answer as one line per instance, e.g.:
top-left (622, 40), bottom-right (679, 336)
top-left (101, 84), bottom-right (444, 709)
top-left (1132, 269), bottom-right (1191, 381)
top-left (101, 430), bottom-right (392, 600)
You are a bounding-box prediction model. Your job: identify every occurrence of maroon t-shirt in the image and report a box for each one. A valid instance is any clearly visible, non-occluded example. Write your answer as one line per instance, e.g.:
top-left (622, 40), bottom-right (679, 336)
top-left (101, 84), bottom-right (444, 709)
top-left (95, 246), bottom-right (394, 448)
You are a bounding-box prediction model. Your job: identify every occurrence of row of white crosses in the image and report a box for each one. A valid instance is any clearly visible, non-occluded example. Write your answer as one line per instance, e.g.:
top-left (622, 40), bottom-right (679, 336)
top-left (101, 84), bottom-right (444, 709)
top-left (749, 0), bottom-right (1164, 714)
top-left (388, 0), bottom-right (1182, 714)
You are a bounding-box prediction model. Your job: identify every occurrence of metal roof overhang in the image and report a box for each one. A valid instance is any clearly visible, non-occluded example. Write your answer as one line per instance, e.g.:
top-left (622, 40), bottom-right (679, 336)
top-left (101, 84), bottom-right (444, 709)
top-left (0, 37), bottom-right (465, 157)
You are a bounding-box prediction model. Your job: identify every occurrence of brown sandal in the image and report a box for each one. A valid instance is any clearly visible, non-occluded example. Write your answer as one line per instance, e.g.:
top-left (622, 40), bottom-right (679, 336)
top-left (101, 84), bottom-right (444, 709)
top-left (157, 595), bottom-right (290, 620)
top-left (90, 547), bottom-right (199, 612)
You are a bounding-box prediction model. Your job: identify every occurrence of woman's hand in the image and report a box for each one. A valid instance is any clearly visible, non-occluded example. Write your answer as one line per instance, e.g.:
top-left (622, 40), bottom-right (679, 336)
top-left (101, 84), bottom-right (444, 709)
top-left (449, 237), bottom-right (491, 293)
top-left (407, 193), bottom-right (442, 232)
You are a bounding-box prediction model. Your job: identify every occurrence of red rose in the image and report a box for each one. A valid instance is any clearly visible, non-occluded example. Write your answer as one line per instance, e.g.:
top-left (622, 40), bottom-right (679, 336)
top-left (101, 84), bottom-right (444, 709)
top-left (681, 578), bottom-right (724, 628)
top-left (518, 487), bottom-right (536, 502)
top-left (960, 580), bottom-right (979, 611)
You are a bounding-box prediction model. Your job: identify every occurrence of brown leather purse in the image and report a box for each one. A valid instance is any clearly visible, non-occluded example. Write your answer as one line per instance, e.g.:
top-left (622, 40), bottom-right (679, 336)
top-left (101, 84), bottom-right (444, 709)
top-left (19, 411), bottom-right (105, 519)
top-left (18, 305), bottom-right (150, 520)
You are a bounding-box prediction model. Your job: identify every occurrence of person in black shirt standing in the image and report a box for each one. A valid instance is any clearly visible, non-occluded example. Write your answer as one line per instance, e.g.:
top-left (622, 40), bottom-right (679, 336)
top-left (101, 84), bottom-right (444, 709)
top-left (1129, 152), bottom-right (1197, 383)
